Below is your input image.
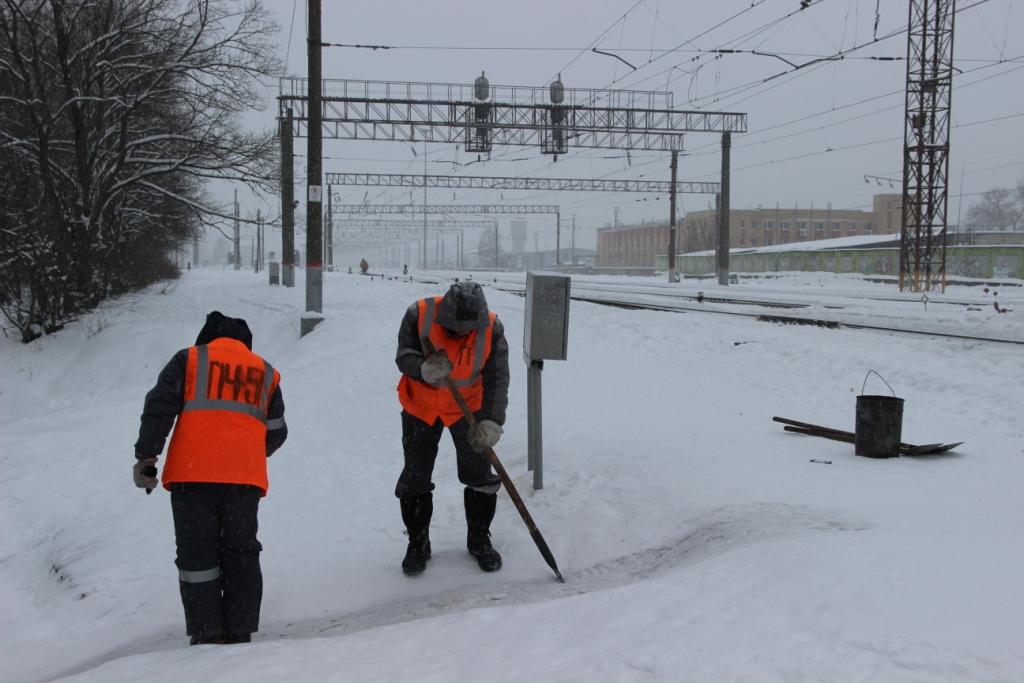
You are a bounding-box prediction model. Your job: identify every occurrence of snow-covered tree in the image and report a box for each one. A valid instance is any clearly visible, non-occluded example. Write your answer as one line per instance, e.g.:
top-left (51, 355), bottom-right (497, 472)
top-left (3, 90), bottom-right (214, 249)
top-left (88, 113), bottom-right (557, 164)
top-left (0, 0), bottom-right (281, 341)
top-left (964, 184), bottom-right (1024, 233)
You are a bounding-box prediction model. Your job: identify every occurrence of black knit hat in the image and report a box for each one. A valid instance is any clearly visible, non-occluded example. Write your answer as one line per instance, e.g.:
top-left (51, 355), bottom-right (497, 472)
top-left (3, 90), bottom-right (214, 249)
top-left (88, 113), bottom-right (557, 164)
top-left (434, 282), bottom-right (490, 331)
top-left (195, 311), bottom-right (253, 350)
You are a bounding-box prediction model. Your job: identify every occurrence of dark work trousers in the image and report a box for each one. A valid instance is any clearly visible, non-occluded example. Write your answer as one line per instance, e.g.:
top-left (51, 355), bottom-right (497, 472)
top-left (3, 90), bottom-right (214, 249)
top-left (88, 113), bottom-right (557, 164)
top-left (395, 411), bottom-right (501, 500)
top-left (170, 483), bottom-right (263, 638)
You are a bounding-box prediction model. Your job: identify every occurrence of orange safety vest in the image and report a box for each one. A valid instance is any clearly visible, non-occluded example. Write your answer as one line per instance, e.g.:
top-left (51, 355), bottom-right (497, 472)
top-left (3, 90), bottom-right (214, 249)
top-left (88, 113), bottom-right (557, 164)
top-left (398, 296), bottom-right (496, 427)
top-left (163, 338), bottom-right (281, 495)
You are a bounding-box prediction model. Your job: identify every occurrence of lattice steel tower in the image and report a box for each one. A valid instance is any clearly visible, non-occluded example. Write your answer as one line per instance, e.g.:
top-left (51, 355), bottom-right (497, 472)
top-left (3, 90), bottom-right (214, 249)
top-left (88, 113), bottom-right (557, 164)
top-left (900, 0), bottom-right (956, 293)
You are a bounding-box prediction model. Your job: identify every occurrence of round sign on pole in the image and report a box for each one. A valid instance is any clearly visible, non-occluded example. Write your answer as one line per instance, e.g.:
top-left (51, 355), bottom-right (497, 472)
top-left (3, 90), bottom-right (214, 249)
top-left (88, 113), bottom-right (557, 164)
top-left (308, 185), bottom-right (322, 202)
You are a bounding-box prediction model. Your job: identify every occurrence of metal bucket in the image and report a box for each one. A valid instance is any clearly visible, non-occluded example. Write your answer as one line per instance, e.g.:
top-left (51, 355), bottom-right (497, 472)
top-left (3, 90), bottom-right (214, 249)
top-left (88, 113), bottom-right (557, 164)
top-left (855, 394), bottom-right (904, 458)
top-left (854, 371), bottom-right (903, 458)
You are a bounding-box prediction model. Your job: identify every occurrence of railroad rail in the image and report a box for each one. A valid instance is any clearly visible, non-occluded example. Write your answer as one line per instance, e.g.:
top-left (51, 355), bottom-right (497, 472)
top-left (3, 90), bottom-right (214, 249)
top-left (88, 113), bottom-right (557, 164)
top-left (485, 281), bottom-right (1023, 346)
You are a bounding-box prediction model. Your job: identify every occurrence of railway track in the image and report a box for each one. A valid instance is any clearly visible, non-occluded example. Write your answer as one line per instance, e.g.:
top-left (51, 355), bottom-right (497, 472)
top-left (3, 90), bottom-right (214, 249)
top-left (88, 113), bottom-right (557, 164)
top-left (380, 272), bottom-right (1022, 346)
top-left (489, 276), bottom-right (989, 311)
top-left (490, 283), bottom-right (1024, 346)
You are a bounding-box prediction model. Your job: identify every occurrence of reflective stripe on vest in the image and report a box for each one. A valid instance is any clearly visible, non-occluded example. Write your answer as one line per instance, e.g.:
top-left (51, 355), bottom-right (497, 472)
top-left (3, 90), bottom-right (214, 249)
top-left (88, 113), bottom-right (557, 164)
top-left (180, 345), bottom-right (275, 423)
top-left (163, 338), bottom-right (279, 494)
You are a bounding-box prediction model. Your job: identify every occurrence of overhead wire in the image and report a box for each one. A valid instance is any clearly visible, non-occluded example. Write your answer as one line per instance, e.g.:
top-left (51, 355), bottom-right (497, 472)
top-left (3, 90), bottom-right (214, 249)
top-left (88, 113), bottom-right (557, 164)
top-left (322, 0), bottom-right (1018, 228)
top-left (451, 82), bottom-right (1023, 216)
top-left (610, 0), bottom-right (996, 110)
top-left (285, 0), bottom-right (299, 72)
top-left (548, 0), bottom-right (647, 83)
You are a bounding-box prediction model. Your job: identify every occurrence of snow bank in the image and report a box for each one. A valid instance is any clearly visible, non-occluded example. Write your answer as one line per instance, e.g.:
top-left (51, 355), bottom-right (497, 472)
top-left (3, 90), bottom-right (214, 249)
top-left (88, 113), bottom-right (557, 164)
top-left (1, 269), bottom-right (1022, 683)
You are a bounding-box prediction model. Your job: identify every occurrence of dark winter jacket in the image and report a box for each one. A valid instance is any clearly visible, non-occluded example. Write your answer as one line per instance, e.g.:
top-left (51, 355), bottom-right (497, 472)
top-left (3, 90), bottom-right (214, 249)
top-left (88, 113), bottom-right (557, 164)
top-left (135, 312), bottom-right (288, 460)
top-left (395, 298), bottom-right (510, 425)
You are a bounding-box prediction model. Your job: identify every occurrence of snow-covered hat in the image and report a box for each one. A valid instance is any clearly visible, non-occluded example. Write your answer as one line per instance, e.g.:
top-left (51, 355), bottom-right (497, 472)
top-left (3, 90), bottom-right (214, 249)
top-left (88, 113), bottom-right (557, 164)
top-left (435, 282), bottom-right (490, 331)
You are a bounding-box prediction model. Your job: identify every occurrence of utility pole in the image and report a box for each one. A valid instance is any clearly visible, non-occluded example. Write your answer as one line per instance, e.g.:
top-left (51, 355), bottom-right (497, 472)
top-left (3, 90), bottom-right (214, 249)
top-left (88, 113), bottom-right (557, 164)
top-left (255, 209), bottom-right (261, 273)
top-left (556, 210), bottom-right (561, 266)
top-left (423, 141), bottom-right (428, 269)
top-left (192, 234), bottom-right (199, 269)
top-left (614, 207), bottom-right (620, 266)
top-left (282, 107), bottom-right (295, 287)
top-left (667, 150), bottom-right (678, 283)
top-left (715, 194), bottom-right (722, 270)
top-left (326, 185), bottom-right (333, 269)
top-left (717, 132), bottom-right (731, 286)
top-left (301, 0), bottom-right (323, 337)
top-left (233, 189), bottom-right (240, 270)
top-left (494, 222), bottom-right (500, 270)
top-left (571, 214), bottom-right (576, 265)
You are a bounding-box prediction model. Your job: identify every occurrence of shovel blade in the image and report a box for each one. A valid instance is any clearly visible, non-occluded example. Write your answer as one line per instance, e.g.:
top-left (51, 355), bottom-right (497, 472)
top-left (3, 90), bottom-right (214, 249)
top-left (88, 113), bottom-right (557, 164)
top-left (902, 442), bottom-right (964, 455)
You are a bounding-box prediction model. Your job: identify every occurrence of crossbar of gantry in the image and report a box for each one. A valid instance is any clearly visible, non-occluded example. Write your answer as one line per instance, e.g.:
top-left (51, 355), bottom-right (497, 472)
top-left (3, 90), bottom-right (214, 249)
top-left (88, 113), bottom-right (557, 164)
top-left (325, 173), bottom-right (719, 195)
top-left (329, 218), bottom-right (497, 229)
top-left (335, 227), bottom-right (464, 237)
top-left (337, 238), bottom-right (415, 243)
top-left (334, 204), bottom-right (559, 215)
top-left (279, 79), bottom-right (746, 151)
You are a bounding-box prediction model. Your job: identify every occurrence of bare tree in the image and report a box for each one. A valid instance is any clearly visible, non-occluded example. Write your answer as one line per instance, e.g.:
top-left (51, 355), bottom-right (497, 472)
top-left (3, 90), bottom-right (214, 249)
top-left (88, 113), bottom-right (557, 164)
top-left (0, 0), bottom-right (281, 341)
top-left (1015, 177), bottom-right (1024, 229)
top-left (964, 186), bottom-right (1021, 233)
top-left (682, 215), bottom-right (717, 253)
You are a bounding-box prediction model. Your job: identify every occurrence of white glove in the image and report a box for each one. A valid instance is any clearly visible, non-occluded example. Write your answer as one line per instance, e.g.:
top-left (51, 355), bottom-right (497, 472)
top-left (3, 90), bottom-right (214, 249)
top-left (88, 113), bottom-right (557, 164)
top-left (468, 420), bottom-right (503, 453)
top-left (420, 350), bottom-right (454, 386)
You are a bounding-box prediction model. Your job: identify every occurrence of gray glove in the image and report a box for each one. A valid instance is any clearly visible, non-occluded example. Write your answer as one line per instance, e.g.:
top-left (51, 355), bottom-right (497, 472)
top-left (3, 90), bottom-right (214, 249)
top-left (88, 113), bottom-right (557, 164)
top-left (468, 420), bottom-right (503, 453)
top-left (420, 350), bottom-right (454, 386)
top-left (133, 457), bottom-right (158, 491)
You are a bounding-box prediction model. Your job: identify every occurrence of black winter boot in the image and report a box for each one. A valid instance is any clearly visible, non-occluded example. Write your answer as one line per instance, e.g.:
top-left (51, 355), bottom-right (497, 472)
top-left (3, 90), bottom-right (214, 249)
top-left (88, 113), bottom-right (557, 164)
top-left (190, 634), bottom-right (224, 645)
top-left (400, 493), bottom-right (433, 575)
top-left (464, 488), bottom-right (502, 572)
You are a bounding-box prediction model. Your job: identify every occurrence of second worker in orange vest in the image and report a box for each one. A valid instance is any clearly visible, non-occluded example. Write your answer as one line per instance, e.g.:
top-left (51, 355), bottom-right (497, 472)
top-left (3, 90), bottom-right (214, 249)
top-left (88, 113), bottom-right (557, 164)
top-left (395, 282), bottom-right (510, 575)
top-left (134, 311), bottom-right (288, 645)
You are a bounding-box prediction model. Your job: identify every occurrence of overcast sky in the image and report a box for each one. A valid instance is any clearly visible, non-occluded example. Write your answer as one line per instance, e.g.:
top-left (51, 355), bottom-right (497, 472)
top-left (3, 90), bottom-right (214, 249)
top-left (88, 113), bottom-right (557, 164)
top-left (229, 0), bottom-right (1023, 253)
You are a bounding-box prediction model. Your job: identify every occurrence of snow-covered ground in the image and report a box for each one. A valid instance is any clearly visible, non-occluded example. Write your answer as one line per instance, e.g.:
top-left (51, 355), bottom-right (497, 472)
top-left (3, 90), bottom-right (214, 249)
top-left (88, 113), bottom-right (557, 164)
top-left (689, 233), bottom-right (902, 255)
top-left (2, 268), bottom-right (1022, 683)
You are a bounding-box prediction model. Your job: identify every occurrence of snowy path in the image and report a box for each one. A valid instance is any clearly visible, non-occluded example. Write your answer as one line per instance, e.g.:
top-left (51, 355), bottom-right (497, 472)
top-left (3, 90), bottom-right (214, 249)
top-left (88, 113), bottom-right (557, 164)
top-left (2, 269), bottom-right (1022, 682)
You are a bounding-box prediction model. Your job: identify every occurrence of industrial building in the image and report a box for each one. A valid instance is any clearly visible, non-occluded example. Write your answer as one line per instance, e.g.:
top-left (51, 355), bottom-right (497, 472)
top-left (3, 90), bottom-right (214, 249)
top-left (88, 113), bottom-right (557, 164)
top-left (598, 194), bottom-right (904, 267)
top-left (661, 234), bottom-right (1023, 281)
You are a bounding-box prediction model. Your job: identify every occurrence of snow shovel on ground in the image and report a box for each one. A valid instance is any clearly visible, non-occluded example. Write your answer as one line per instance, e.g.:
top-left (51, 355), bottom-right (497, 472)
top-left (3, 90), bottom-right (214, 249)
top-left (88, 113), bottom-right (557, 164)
top-left (773, 417), bottom-right (963, 455)
top-left (421, 337), bottom-right (564, 582)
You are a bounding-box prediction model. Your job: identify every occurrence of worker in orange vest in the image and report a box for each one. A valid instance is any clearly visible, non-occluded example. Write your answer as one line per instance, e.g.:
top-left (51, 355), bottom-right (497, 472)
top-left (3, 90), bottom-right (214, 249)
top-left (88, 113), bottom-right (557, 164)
top-left (133, 311), bottom-right (288, 645)
top-left (395, 282), bottom-right (509, 575)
